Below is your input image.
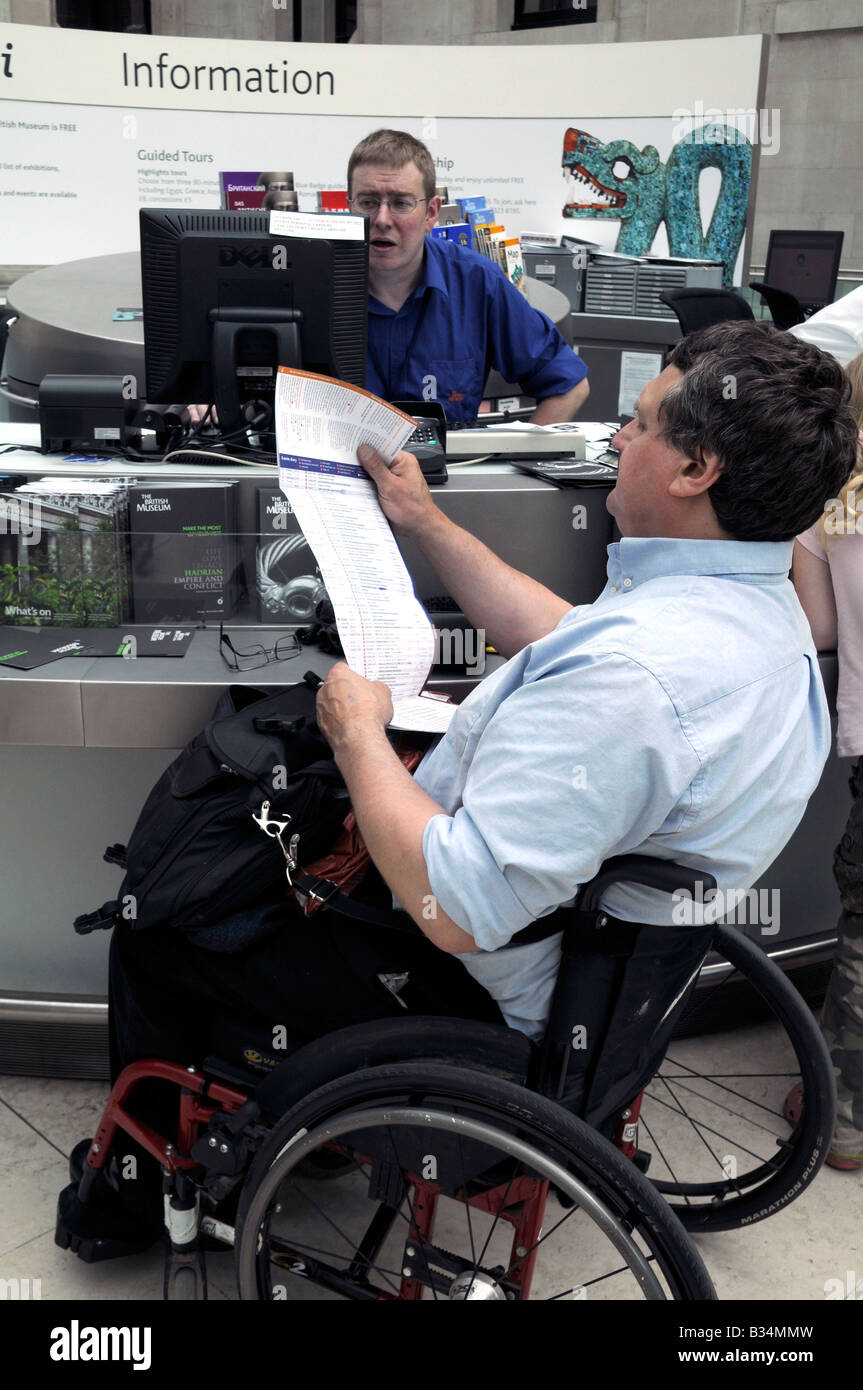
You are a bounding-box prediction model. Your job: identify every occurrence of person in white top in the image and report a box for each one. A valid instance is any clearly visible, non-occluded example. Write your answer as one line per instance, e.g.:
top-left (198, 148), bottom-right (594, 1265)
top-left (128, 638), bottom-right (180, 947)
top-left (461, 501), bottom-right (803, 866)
top-left (790, 287), bottom-right (863, 368)
top-left (793, 350), bottom-right (863, 1169)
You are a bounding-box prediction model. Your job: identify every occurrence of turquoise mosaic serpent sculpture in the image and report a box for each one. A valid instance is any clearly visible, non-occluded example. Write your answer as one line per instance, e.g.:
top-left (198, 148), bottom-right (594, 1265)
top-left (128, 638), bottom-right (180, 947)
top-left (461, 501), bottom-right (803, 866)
top-left (562, 124), bottom-right (752, 286)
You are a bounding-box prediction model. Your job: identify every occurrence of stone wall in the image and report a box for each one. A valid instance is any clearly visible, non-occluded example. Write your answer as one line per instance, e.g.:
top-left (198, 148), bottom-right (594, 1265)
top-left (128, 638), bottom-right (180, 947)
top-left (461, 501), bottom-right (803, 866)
top-left (356, 0), bottom-right (863, 274)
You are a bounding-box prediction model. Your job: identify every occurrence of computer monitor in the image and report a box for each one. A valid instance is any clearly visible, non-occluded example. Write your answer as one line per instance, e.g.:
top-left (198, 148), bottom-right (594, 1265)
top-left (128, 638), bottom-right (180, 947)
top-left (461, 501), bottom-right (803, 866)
top-left (140, 209), bottom-right (368, 438)
top-left (763, 230), bottom-right (844, 312)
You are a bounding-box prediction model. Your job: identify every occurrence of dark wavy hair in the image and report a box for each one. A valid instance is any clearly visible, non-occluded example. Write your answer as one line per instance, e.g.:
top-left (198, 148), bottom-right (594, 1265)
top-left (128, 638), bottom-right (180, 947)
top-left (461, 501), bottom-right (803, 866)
top-left (663, 321), bottom-right (858, 541)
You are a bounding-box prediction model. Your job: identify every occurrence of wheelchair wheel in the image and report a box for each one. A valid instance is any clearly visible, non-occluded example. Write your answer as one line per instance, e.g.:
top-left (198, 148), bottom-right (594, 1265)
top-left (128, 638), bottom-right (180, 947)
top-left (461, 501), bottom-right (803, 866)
top-left (642, 923), bottom-right (836, 1233)
top-left (235, 1062), bottom-right (715, 1301)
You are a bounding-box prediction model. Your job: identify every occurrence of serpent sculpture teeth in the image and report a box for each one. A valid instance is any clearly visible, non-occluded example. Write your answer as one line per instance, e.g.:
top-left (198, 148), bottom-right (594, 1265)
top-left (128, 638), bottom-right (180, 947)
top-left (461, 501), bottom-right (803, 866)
top-left (561, 124), bottom-right (752, 286)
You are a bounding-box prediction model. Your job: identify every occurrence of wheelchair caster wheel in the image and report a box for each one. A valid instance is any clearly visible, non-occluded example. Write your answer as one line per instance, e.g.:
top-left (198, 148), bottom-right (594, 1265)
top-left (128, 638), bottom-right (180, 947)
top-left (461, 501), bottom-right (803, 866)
top-left (164, 1245), bottom-right (208, 1300)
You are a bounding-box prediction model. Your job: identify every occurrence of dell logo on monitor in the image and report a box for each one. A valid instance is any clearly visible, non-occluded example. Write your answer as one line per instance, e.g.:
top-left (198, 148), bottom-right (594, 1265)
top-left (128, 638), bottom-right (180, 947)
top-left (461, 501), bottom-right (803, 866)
top-left (218, 245), bottom-right (273, 268)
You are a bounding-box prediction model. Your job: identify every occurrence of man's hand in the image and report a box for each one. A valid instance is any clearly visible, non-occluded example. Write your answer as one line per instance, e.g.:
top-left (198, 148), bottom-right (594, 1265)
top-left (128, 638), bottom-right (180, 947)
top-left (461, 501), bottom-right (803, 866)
top-left (317, 662), bottom-right (479, 954)
top-left (316, 662), bottom-right (393, 754)
top-left (357, 444), bottom-right (440, 539)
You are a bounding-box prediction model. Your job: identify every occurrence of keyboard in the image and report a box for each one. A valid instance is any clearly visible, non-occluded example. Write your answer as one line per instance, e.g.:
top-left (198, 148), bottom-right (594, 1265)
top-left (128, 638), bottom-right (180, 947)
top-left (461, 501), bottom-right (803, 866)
top-left (407, 422), bottom-right (441, 447)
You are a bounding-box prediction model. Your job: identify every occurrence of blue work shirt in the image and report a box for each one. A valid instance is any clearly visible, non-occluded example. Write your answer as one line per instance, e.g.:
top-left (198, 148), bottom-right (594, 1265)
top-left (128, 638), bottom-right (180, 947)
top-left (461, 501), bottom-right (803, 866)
top-left (366, 236), bottom-right (588, 424)
top-left (414, 536), bottom-right (831, 1039)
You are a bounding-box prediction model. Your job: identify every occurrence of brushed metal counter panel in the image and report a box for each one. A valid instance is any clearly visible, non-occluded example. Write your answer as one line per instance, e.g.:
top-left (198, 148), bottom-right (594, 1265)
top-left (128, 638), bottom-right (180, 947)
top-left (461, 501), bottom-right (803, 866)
top-left (80, 635), bottom-right (502, 748)
top-left (0, 663), bottom-right (92, 745)
top-left (83, 677), bottom-right (231, 749)
top-left (80, 629), bottom-right (316, 748)
top-left (400, 479), bottom-right (613, 610)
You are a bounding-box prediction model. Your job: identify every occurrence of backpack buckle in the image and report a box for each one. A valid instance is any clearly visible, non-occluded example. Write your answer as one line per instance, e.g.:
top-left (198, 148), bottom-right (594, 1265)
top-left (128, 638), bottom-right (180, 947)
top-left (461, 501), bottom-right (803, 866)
top-left (302, 876), bottom-right (340, 905)
top-left (73, 902), bottom-right (121, 935)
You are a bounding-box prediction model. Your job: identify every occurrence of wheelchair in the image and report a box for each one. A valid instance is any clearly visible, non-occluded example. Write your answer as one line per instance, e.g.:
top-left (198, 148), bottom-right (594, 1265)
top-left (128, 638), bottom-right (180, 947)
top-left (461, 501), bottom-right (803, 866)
top-left (56, 855), bottom-right (837, 1302)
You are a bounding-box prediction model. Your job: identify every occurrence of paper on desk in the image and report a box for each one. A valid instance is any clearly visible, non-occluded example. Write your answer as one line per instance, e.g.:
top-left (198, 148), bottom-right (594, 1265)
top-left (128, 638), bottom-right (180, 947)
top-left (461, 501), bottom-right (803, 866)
top-left (480, 421), bottom-right (576, 434)
top-left (387, 693), bottom-right (457, 733)
top-left (579, 422), bottom-right (620, 445)
top-left (275, 368), bottom-right (456, 733)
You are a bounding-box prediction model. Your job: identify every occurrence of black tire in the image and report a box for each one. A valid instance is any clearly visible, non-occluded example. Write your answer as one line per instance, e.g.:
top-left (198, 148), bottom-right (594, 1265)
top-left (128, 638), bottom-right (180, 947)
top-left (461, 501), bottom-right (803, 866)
top-left (643, 923), bottom-right (837, 1233)
top-left (235, 1062), bottom-right (716, 1301)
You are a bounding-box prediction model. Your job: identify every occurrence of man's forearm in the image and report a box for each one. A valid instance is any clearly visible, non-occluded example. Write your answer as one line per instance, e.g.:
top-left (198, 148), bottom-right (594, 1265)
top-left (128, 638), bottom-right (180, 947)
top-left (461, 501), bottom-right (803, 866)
top-left (333, 725), bottom-right (478, 954)
top-left (531, 376), bottom-right (590, 425)
top-left (412, 508), bottom-right (570, 658)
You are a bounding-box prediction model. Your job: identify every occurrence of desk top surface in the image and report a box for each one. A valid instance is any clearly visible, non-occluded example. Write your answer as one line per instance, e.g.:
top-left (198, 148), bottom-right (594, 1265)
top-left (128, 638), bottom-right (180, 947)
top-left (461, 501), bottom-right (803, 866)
top-left (0, 422), bottom-right (617, 483)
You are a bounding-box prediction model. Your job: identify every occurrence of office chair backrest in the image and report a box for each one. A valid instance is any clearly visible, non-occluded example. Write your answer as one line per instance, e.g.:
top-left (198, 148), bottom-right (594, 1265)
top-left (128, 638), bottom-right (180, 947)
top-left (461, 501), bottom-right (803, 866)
top-left (748, 281), bottom-right (806, 331)
top-left (659, 288), bottom-right (754, 336)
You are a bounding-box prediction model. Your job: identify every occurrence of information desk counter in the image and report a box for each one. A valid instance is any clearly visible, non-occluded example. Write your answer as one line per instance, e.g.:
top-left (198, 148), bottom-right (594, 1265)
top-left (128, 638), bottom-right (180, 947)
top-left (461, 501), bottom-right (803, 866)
top-left (0, 447), bottom-right (849, 1079)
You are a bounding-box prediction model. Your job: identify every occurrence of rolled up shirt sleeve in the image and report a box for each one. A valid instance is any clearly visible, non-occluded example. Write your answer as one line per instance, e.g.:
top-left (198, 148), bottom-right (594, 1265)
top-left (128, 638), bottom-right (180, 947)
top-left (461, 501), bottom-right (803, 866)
top-left (419, 656), bottom-right (701, 952)
top-left (485, 267), bottom-right (588, 402)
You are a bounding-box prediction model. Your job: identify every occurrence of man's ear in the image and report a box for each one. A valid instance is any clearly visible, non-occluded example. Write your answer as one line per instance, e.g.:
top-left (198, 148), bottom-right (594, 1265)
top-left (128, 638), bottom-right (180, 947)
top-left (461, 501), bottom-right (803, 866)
top-left (426, 194), bottom-right (442, 229)
top-left (670, 447), bottom-right (723, 498)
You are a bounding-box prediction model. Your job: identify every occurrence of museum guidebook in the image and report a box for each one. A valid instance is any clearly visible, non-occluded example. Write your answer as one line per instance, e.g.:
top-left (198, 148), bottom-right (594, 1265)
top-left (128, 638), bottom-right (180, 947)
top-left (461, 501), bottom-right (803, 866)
top-left (129, 482), bottom-right (242, 623)
top-left (274, 368), bottom-right (456, 734)
top-left (256, 486), bottom-right (327, 624)
top-left (0, 478), bottom-right (131, 628)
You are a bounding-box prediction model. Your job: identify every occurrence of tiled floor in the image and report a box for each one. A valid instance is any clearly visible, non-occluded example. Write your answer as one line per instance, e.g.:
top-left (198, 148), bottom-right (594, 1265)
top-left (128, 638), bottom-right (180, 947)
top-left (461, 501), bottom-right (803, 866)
top-left (1, 1020), bottom-right (860, 1303)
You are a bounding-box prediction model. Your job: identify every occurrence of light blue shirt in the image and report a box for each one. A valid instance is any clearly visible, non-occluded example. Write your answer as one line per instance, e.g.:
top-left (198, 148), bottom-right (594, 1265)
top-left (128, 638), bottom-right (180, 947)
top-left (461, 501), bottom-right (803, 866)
top-left (415, 536), bottom-right (832, 1040)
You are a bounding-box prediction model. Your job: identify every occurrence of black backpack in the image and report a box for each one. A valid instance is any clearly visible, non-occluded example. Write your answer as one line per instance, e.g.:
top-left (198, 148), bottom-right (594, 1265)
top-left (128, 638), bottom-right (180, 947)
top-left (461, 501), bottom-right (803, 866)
top-left (74, 672), bottom-right (353, 943)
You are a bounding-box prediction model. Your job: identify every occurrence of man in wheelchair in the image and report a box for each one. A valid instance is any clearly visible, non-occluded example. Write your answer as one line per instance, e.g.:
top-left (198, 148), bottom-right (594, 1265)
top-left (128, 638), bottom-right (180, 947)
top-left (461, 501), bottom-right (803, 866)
top-left (67, 320), bottom-right (857, 1274)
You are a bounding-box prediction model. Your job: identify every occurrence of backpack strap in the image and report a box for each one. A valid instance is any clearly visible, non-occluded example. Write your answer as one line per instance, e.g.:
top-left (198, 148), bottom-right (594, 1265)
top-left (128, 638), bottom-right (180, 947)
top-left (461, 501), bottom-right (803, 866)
top-left (292, 873), bottom-right (415, 932)
top-left (292, 873), bottom-right (578, 945)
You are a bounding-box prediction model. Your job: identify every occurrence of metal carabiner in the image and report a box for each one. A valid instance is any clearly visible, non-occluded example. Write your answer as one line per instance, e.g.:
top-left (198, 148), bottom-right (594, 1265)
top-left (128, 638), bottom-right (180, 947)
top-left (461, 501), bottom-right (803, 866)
top-left (252, 800), bottom-right (292, 841)
top-left (253, 802), bottom-right (300, 885)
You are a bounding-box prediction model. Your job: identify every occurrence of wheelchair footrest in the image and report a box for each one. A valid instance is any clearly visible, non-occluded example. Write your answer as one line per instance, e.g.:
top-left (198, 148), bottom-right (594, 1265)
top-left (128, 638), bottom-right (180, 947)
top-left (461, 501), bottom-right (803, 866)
top-left (55, 1181), bottom-right (158, 1264)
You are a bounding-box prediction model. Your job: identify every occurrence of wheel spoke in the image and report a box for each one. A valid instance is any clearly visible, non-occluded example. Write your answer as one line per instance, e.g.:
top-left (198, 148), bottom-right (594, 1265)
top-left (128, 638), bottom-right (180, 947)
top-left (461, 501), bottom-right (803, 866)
top-left (266, 1231), bottom-right (406, 1285)
top-left (547, 1252), bottom-right (659, 1300)
top-left (654, 1074), bottom-right (789, 1137)
top-left (652, 1069), bottom-right (746, 1182)
top-left (637, 1111), bottom-right (691, 1204)
top-left (661, 1055), bottom-right (795, 1121)
top-left (645, 1086), bottom-right (786, 1168)
top-left (503, 1192), bottom-right (583, 1277)
top-left (382, 1122), bottom-right (439, 1300)
top-left (271, 1170), bottom-right (403, 1295)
